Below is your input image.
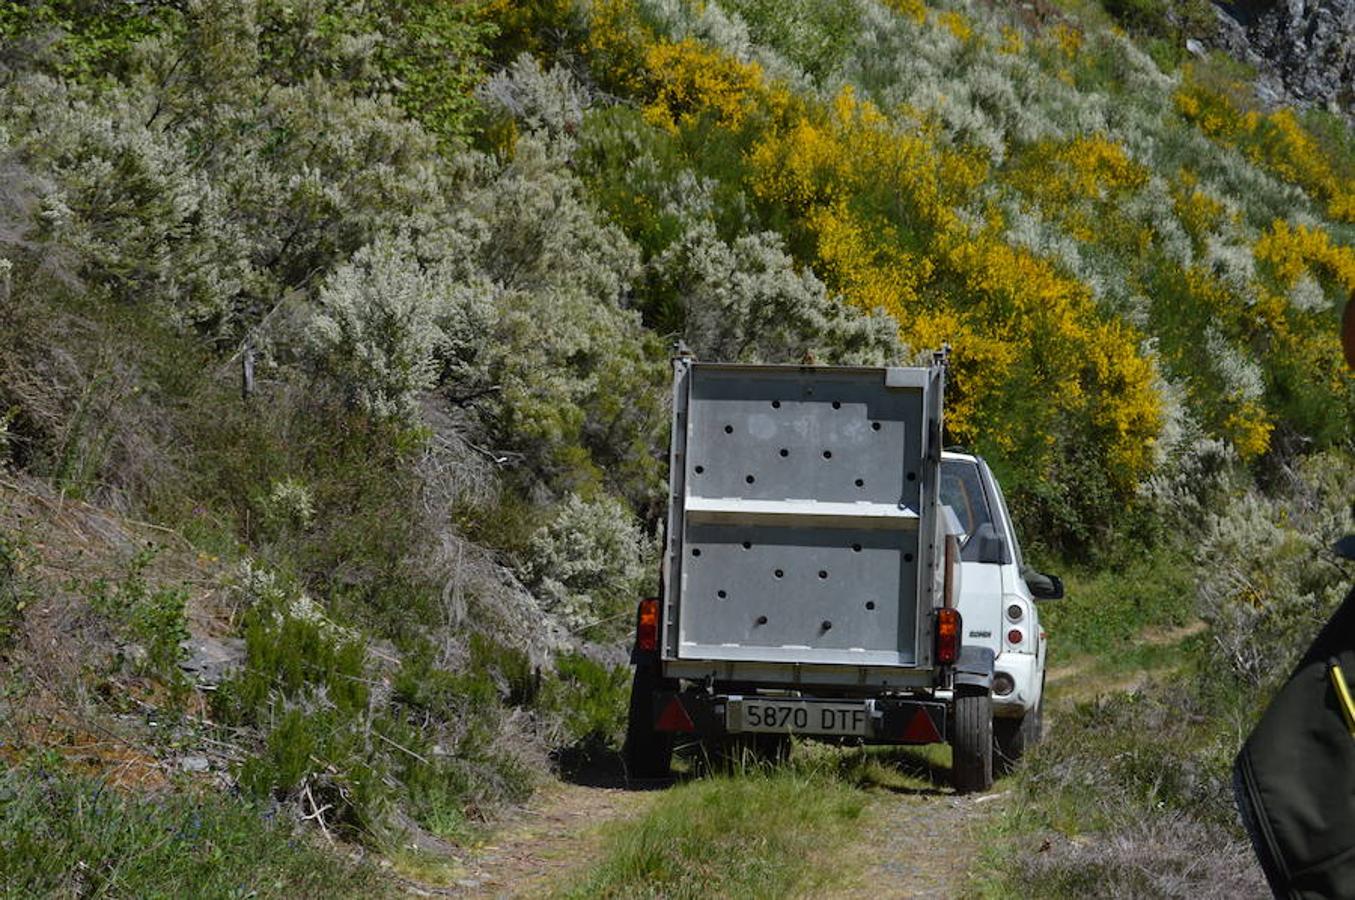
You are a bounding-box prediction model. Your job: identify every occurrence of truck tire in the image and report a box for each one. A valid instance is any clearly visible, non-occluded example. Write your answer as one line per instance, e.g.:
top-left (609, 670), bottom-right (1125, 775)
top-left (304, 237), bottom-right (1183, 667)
top-left (622, 663), bottom-right (673, 781)
top-left (951, 687), bottom-right (993, 794)
top-left (994, 700), bottom-right (1041, 775)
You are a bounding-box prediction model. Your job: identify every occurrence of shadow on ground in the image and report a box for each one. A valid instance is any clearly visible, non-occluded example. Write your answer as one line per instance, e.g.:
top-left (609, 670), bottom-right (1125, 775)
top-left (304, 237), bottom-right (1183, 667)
top-left (552, 745), bottom-right (676, 791)
top-left (834, 744), bottom-right (956, 796)
top-left (553, 738), bottom-right (960, 796)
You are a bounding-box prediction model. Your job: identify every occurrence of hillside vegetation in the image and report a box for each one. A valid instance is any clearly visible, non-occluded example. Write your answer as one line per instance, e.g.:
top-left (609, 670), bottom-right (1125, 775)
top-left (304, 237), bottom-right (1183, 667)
top-left (0, 0), bottom-right (1352, 895)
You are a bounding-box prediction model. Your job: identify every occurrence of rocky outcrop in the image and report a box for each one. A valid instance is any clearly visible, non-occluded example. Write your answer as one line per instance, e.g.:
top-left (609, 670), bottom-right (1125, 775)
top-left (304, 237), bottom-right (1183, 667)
top-left (1212, 0), bottom-right (1355, 119)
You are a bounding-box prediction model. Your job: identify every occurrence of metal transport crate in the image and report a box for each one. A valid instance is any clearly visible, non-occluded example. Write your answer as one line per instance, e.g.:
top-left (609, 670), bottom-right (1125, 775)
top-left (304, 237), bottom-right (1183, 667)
top-left (660, 357), bottom-right (948, 680)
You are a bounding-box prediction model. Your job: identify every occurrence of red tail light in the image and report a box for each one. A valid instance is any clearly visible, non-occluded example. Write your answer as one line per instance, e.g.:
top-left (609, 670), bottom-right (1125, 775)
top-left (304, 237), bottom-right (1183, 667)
top-left (936, 607), bottom-right (961, 665)
top-left (636, 598), bottom-right (660, 653)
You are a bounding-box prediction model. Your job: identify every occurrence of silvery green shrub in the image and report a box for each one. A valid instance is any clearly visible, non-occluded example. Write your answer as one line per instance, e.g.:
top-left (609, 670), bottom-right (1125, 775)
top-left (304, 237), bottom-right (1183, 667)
top-left (425, 137), bottom-right (667, 501)
top-left (472, 138), bottom-right (640, 307)
top-left (1140, 436), bottom-right (1240, 530)
top-left (2, 73), bottom-right (260, 326)
top-left (480, 54), bottom-right (591, 140)
top-left (1196, 451), bottom-right (1355, 686)
top-left (651, 219), bottom-right (903, 365)
top-left (522, 493), bottom-right (656, 632)
top-left (265, 478), bottom-right (316, 531)
top-left (307, 236), bottom-right (451, 420)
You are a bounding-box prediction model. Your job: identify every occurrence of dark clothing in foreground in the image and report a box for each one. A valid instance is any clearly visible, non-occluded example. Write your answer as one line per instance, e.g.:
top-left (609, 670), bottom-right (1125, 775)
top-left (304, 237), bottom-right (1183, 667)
top-left (1236, 563), bottom-right (1355, 899)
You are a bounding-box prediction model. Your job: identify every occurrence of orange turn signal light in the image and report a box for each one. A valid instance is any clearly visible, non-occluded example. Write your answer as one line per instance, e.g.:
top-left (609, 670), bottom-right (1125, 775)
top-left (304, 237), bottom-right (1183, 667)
top-left (936, 607), bottom-right (961, 665)
top-left (636, 598), bottom-right (660, 653)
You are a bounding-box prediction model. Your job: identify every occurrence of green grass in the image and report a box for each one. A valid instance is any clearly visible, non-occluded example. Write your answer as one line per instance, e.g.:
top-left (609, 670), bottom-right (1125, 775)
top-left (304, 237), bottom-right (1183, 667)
top-left (0, 763), bottom-right (390, 899)
top-left (793, 741), bottom-right (954, 793)
top-left (1040, 549), bottom-right (1196, 665)
top-left (563, 767), bottom-right (868, 899)
top-left (976, 665), bottom-right (1260, 896)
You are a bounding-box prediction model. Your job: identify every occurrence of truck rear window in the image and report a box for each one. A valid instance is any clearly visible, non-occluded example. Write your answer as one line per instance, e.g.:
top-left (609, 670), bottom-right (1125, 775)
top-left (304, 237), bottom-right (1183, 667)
top-left (940, 459), bottom-right (992, 539)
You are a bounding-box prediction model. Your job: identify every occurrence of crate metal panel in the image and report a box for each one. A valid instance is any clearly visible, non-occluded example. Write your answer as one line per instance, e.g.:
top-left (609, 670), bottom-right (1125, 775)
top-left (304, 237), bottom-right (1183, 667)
top-left (679, 522), bottom-right (919, 664)
top-left (684, 370), bottom-right (925, 508)
top-left (665, 362), bottom-right (940, 669)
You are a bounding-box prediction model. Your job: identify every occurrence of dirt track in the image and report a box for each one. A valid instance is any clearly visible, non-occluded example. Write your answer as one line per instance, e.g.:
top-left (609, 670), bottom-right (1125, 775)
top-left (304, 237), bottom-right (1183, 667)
top-left (447, 781), bottom-right (654, 898)
top-left (844, 791), bottom-right (1004, 899)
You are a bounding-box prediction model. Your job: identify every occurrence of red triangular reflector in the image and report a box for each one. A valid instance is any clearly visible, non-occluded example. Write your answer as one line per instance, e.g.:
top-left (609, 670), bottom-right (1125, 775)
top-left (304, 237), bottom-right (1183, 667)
top-left (656, 697), bottom-right (695, 733)
top-left (900, 709), bottom-right (942, 744)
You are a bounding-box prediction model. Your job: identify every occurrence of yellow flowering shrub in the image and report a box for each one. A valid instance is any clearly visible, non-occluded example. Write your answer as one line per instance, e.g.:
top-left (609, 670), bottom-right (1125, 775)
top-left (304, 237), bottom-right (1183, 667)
top-left (1173, 80), bottom-right (1239, 138)
top-left (749, 87), bottom-right (983, 232)
top-left (1250, 109), bottom-right (1355, 221)
top-left (746, 87), bottom-right (1162, 479)
top-left (805, 200), bottom-right (931, 314)
top-left (937, 231), bottom-right (1162, 479)
top-left (1142, 267), bottom-right (1269, 459)
top-left (880, 0), bottom-right (926, 25)
top-left (1177, 77), bottom-right (1355, 223)
top-left (582, 0), bottom-right (655, 95)
top-left (483, 0), bottom-right (576, 58)
top-left (641, 38), bottom-right (769, 131)
top-left (1170, 171), bottom-right (1227, 246)
top-left (1009, 135), bottom-right (1150, 246)
top-left (1254, 220), bottom-right (1355, 292)
top-left (1223, 402), bottom-right (1274, 459)
top-left (1270, 309), bottom-right (1349, 392)
top-left (1009, 134), bottom-right (1148, 204)
top-left (936, 10), bottom-right (972, 43)
top-left (560, 0), bottom-right (1222, 506)
top-left (1052, 22), bottom-right (1083, 57)
top-left (1059, 135), bottom-right (1148, 197)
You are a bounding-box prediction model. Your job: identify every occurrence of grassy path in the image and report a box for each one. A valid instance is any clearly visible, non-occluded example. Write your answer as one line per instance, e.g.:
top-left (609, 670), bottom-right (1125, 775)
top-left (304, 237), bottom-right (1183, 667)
top-left (428, 747), bottom-right (1003, 898)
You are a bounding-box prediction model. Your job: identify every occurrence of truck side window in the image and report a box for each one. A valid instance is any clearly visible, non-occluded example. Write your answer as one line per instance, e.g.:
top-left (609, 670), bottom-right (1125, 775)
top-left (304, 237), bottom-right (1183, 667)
top-left (940, 459), bottom-right (993, 540)
top-left (984, 464), bottom-right (1024, 570)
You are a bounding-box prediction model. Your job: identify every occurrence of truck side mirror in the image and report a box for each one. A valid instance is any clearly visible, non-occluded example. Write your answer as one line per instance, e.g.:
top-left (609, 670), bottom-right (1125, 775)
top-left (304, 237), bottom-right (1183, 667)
top-left (973, 523), bottom-right (1007, 564)
top-left (1029, 573), bottom-right (1064, 601)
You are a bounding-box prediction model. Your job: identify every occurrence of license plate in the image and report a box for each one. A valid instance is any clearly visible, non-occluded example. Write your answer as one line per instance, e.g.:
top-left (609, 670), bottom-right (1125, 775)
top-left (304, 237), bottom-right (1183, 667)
top-left (735, 700), bottom-right (870, 736)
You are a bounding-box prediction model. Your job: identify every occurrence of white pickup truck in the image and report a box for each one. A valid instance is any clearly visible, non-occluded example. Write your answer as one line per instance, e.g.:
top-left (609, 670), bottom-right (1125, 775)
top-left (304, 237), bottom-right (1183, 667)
top-left (623, 353), bottom-right (1062, 791)
top-left (939, 450), bottom-right (1061, 773)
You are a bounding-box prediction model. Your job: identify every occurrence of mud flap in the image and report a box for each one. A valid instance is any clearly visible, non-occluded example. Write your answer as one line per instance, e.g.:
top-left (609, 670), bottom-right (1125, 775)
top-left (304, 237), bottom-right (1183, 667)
top-left (953, 645), bottom-right (994, 692)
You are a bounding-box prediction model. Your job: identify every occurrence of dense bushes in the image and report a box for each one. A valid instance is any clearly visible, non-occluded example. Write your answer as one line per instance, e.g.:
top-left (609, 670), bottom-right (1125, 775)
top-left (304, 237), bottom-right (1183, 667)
top-left (307, 236), bottom-right (470, 422)
top-left (0, 0), bottom-right (666, 857)
top-left (523, 493), bottom-right (655, 633)
top-left (995, 667), bottom-right (1269, 898)
top-left (488, 0), bottom-right (1354, 556)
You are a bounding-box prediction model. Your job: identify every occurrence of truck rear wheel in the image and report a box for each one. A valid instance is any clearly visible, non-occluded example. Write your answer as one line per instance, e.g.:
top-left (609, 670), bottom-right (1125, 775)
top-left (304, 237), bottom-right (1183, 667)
top-left (622, 663), bottom-right (673, 781)
top-left (994, 700), bottom-right (1041, 775)
top-left (951, 687), bottom-right (993, 794)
